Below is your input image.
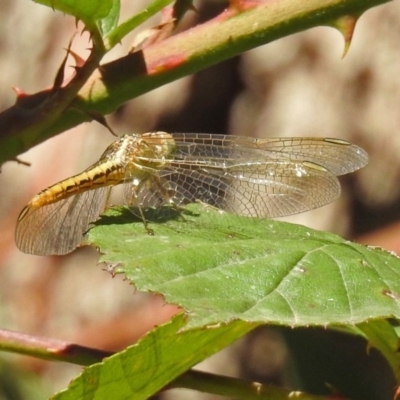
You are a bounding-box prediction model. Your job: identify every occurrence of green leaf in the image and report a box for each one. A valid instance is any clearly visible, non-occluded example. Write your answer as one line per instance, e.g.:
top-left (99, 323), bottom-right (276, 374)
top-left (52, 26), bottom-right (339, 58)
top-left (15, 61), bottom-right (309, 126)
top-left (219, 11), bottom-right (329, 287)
top-left (98, 0), bottom-right (120, 36)
top-left (88, 204), bottom-right (400, 329)
top-left (105, 0), bottom-right (174, 48)
top-left (34, 0), bottom-right (114, 24)
top-left (52, 315), bottom-right (255, 400)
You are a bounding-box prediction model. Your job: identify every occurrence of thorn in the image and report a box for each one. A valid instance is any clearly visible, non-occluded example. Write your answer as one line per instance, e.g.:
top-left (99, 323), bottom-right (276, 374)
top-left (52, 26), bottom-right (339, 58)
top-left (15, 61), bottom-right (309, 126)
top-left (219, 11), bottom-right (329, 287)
top-left (330, 13), bottom-right (361, 58)
top-left (72, 107), bottom-right (118, 137)
top-left (66, 49), bottom-right (85, 68)
top-left (53, 33), bottom-right (77, 89)
top-left (14, 157), bottom-right (31, 167)
top-left (91, 114), bottom-right (118, 137)
top-left (12, 87), bottom-right (27, 99)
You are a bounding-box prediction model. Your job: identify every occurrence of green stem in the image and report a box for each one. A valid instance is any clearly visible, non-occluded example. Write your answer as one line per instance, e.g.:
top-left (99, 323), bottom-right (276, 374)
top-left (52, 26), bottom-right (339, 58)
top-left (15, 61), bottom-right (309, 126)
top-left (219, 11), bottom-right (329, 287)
top-left (0, 328), bottom-right (331, 399)
top-left (0, 0), bottom-right (390, 164)
top-left (170, 369), bottom-right (330, 399)
top-left (0, 328), bottom-right (111, 366)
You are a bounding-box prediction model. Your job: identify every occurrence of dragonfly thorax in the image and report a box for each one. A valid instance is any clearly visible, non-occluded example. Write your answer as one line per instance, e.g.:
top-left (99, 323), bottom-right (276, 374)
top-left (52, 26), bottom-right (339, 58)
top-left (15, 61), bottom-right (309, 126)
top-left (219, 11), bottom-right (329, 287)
top-left (105, 131), bottom-right (176, 169)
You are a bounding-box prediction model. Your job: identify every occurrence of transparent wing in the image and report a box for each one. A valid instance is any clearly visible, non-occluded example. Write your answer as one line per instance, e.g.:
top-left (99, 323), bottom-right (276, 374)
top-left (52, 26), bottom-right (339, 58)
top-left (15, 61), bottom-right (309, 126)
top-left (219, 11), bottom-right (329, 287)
top-left (138, 134), bottom-right (368, 176)
top-left (15, 187), bottom-right (109, 255)
top-left (123, 174), bottom-right (177, 211)
top-left (123, 160), bottom-right (340, 219)
top-left (123, 134), bottom-right (367, 218)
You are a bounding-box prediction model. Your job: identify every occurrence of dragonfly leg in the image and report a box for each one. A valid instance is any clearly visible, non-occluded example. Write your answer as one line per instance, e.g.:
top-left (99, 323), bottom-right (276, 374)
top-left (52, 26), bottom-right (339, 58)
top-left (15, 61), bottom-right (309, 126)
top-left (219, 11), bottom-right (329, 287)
top-left (126, 180), bottom-right (154, 233)
top-left (137, 204), bottom-right (154, 235)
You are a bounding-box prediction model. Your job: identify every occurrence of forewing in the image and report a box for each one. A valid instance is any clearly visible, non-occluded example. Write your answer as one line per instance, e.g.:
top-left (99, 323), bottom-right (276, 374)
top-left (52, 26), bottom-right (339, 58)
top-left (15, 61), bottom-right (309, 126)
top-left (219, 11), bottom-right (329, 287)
top-left (162, 134), bottom-right (368, 176)
top-left (123, 133), bottom-right (367, 219)
top-left (15, 187), bottom-right (109, 256)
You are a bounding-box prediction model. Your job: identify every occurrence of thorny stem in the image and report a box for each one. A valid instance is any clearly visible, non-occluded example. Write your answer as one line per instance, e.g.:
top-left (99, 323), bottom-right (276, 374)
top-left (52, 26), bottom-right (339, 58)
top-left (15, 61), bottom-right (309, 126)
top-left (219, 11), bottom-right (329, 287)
top-left (0, 25), bottom-right (106, 163)
top-left (0, 0), bottom-right (390, 164)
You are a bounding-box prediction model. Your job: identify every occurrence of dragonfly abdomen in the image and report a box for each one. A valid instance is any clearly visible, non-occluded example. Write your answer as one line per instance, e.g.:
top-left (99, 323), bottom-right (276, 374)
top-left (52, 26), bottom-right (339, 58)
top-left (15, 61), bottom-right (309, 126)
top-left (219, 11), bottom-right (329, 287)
top-left (20, 160), bottom-right (125, 216)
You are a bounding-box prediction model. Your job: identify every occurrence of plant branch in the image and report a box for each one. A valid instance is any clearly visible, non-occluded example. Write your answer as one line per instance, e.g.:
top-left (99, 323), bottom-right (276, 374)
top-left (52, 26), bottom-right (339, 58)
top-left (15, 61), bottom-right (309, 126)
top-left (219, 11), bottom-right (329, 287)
top-left (0, 26), bottom-right (106, 164)
top-left (0, 0), bottom-right (390, 165)
top-left (0, 327), bottom-right (332, 399)
top-left (169, 369), bottom-right (331, 399)
top-left (0, 328), bottom-right (111, 365)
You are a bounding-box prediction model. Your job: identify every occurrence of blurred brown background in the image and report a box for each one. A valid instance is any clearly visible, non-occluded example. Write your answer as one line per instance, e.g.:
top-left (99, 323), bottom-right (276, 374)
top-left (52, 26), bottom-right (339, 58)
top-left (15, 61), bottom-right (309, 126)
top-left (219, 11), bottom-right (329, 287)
top-left (0, 0), bottom-right (399, 399)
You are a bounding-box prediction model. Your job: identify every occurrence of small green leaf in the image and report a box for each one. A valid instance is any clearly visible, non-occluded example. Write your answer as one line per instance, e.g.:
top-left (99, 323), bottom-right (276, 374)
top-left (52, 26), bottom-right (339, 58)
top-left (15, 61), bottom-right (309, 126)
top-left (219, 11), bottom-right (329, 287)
top-left (98, 0), bottom-right (120, 36)
top-left (105, 0), bottom-right (174, 49)
top-left (52, 315), bottom-right (255, 400)
top-left (34, 0), bottom-right (114, 24)
top-left (88, 204), bottom-right (400, 329)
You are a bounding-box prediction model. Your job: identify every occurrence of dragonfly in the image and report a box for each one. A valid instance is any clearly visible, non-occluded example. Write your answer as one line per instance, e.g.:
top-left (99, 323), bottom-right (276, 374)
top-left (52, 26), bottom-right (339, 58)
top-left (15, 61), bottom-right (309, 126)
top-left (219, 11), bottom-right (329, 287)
top-left (15, 132), bottom-right (368, 256)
